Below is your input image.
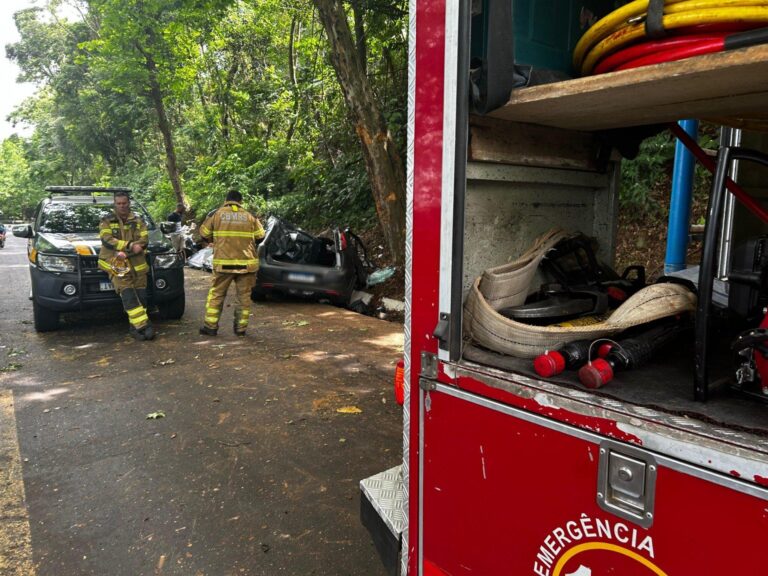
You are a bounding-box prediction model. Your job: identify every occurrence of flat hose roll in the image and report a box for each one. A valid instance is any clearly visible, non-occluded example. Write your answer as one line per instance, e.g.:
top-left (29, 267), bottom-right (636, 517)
top-left (573, 1), bottom-right (768, 76)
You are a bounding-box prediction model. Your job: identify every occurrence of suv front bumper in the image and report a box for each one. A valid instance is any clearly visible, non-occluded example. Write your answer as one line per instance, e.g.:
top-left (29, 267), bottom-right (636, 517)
top-left (30, 264), bottom-right (184, 312)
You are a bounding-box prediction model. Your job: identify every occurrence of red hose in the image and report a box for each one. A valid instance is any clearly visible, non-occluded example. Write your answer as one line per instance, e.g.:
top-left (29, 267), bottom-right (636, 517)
top-left (590, 23), bottom-right (768, 75)
top-left (614, 39), bottom-right (724, 71)
top-left (593, 34), bottom-right (726, 74)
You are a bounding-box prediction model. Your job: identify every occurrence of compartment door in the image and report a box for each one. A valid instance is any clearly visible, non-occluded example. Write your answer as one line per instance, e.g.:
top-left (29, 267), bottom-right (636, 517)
top-left (420, 383), bottom-right (768, 575)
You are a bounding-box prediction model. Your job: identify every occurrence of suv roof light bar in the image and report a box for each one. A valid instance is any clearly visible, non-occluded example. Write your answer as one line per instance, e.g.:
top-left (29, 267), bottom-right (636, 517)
top-left (45, 186), bottom-right (132, 193)
top-left (45, 186), bottom-right (133, 203)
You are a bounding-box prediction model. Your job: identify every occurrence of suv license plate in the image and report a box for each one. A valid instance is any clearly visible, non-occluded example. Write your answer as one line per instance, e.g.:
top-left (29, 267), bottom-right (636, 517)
top-left (287, 272), bottom-right (315, 283)
top-left (99, 281), bottom-right (115, 292)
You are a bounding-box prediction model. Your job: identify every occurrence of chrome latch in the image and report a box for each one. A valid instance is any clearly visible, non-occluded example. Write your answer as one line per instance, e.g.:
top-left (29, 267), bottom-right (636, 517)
top-left (420, 351), bottom-right (438, 379)
top-left (597, 441), bottom-right (656, 528)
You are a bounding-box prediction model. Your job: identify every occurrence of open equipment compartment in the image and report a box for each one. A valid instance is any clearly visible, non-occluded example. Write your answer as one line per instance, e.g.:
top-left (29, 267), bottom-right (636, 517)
top-left (451, 5), bottom-right (768, 442)
top-left (457, 119), bottom-right (768, 435)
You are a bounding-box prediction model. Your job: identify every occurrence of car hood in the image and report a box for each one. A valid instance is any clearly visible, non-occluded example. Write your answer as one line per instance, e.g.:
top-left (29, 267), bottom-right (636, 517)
top-left (36, 229), bottom-right (172, 255)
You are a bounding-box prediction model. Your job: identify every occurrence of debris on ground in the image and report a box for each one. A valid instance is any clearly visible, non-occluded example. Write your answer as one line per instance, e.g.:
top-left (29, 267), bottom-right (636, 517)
top-left (366, 266), bottom-right (396, 287)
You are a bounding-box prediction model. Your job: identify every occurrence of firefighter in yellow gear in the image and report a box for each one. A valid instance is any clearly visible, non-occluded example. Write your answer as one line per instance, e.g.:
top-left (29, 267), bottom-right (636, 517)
top-left (199, 189), bottom-right (265, 336)
top-left (98, 190), bottom-right (155, 341)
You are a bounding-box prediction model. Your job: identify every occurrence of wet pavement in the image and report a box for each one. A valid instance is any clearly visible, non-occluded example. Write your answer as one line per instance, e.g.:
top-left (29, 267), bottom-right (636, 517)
top-left (0, 232), bottom-right (403, 576)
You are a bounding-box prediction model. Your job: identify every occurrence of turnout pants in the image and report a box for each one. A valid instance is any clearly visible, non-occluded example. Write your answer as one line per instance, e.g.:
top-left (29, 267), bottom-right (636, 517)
top-left (112, 273), bottom-right (150, 331)
top-left (204, 271), bottom-right (256, 333)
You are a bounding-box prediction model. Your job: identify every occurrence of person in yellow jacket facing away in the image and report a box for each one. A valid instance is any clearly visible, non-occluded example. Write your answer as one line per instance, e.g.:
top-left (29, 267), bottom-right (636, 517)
top-left (98, 190), bottom-right (155, 341)
top-left (199, 189), bottom-right (265, 336)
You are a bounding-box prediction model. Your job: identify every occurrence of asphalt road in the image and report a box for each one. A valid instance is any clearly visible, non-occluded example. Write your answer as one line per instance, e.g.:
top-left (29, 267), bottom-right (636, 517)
top-left (0, 231), bottom-right (403, 576)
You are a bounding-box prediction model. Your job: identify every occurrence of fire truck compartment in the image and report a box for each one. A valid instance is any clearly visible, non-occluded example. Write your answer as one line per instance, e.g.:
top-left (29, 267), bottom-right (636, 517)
top-left (454, 118), bottom-right (768, 460)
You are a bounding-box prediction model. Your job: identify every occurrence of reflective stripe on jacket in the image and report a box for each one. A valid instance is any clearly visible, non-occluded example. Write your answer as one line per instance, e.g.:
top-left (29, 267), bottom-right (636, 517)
top-left (199, 202), bottom-right (265, 274)
top-left (98, 211), bottom-right (149, 276)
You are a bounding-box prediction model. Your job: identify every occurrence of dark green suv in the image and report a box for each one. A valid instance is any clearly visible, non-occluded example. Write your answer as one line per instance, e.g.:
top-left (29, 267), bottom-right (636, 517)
top-left (14, 186), bottom-right (185, 332)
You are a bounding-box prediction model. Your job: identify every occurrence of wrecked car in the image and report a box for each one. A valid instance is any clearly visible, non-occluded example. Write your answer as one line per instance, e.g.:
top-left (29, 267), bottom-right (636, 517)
top-left (251, 216), bottom-right (368, 306)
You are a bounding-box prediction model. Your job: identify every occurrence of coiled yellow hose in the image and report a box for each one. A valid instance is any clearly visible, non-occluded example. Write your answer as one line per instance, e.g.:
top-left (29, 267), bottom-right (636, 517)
top-left (573, 0), bottom-right (768, 75)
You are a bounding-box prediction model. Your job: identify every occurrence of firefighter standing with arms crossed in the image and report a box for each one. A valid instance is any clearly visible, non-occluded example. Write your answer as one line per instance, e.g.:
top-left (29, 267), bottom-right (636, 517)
top-left (199, 189), bottom-right (265, 336)
top-left (98, 190), bottom-right (155, 341)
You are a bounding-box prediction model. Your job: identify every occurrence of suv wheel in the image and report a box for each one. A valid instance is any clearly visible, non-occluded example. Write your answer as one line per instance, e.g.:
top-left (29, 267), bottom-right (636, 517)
top-left (33, 299), bottom-right (60, 332)
top-left (158, 293), bottom-right (185, 320)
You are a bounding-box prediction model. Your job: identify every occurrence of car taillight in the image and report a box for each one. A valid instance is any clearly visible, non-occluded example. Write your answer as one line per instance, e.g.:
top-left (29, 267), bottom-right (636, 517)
top-left (339, 231), bottom-right (347, 251)
top-left (394, 359), bottom-right (405, 405)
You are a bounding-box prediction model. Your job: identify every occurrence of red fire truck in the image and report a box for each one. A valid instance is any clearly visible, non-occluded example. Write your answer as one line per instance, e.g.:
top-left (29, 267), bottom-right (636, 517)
top-left (361, 1), bottom-right (768, 575)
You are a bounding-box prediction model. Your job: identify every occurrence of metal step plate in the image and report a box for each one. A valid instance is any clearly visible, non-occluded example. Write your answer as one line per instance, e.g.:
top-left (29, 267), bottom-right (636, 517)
top-left (360, 465), bottom-right (405, 537)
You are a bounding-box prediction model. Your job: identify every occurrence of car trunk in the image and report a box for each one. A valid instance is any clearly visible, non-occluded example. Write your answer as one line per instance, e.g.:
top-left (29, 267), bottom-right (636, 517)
top-left (263, 217), bottom-right (339, 268)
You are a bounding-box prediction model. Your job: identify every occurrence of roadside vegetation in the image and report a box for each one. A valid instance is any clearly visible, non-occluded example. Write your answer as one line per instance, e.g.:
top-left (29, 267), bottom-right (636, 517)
top-left (616, 127), bottom-right (717, 277)
top-left (0, 1), bottom-right (711, 278)
top-left (0, 0), bottom-right (406, 259)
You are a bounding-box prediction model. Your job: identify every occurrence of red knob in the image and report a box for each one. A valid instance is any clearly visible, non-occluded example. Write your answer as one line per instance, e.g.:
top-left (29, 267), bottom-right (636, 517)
top-left (534, 351), bottom-right (566, 378)
top-left (597, 343), bottom-right (614, 358)
top-left (578, 358), bottom-right (614, 389)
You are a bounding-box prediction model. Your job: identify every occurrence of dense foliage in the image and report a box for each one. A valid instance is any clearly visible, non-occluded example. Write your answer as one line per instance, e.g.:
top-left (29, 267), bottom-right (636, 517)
top-left (619, 127), bottom-right (717, 222)
top-left (0, 0), bottom-right (407, 235)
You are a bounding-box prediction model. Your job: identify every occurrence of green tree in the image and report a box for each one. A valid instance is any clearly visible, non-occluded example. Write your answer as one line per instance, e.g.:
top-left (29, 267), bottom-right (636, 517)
top-left (0, 137), bottom-right (38, 219)
top-left (2, 0), bottom-right (410, 249)
top-left (82, 0), bottom-right (234, 209)
top-left (313, 0), bottom-right (406, 264)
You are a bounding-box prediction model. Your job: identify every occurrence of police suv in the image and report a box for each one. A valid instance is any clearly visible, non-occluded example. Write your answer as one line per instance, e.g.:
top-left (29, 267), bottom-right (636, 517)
top-left (13, 186), bottom-right (185, 331)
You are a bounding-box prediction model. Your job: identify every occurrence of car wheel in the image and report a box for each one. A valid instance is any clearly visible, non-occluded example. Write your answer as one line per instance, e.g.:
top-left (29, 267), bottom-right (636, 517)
top-left (33, 299), bottom-right (59, 332)
top-left (158, 293), bottom-right (185, 320)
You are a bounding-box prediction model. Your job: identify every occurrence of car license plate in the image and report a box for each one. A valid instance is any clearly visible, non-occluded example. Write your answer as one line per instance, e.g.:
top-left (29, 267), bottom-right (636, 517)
top-left (99, 281), bottom-right (115, 292)
top-left (286, 272), bottom-right (315, 283)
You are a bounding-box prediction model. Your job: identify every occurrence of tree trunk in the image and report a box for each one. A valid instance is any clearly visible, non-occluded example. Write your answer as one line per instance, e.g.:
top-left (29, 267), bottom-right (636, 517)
top-left (350, 0), bottom-right (367, 75)
top-left (286, 16), bottom-right (301, 145)
top-left (144, 51), bottom-right (188, 210)
top-left (313, 0), bottom-right (406, 265)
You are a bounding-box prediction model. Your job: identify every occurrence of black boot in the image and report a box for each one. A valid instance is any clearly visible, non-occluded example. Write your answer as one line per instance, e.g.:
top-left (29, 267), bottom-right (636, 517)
top-left (141, 323), bottom-right (156, 341)
top-left (199, 326), bottom-right (218, 336)
top-left (129, 326), bottom-right (146, 341)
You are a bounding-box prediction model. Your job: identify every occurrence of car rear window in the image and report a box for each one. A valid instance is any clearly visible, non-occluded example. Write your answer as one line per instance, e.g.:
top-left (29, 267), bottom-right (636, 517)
top-left (39, 203), bottom-right (153, 233)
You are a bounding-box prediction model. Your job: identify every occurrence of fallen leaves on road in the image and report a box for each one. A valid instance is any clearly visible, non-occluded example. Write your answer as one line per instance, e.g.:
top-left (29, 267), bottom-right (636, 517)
top-left (336, 406), bottom-right (362, 414)
top-left (0, 363), bottom-right (22, 372)
top-left (155, 358), bottom-right (175, 367)
top-left (146, 411), bottom-right (166, 420)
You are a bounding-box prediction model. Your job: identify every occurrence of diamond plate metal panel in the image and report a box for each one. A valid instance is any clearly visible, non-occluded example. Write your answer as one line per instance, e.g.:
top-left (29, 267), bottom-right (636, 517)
top-left (401, 0), bottom-right (417, 573)
top-left (360, 465), bottom-right (405, 537)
